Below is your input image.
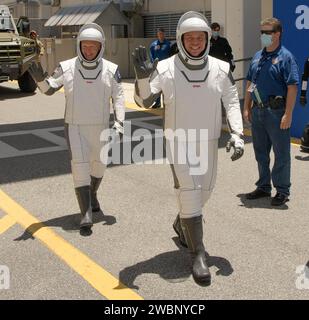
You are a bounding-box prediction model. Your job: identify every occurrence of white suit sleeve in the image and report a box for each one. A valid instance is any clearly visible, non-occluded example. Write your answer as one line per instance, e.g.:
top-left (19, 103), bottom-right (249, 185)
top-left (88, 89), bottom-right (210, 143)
top-left (111, 68), bottom-right (125, 134)
top-left (221, 72), bottom-right (244, 146)
top-left (37, 65), bottom-right (64, 96)
top-left (134, 71), bottom-right (162, 108)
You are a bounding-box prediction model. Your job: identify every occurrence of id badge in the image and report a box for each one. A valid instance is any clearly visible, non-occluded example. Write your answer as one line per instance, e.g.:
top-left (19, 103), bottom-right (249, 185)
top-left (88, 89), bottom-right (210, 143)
top-left (248, 83), bottom-right (256, 93)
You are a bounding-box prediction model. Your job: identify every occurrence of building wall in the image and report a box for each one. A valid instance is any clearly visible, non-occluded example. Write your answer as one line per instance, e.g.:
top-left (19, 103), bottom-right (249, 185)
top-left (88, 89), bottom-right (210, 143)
top-left (7, 2), bottom-right (59, 18)
top-left (261, 0), bottom-right (273, 20)
top-left (0, 0), bottom-right (17, 5)
top-left (142, 0), bottom-right (211, 14)
top-left (40, 37), bottom-right (155, 78)
top-left (61, 0), bottom-right (100, 6)
top-left (94, 5), bottom-right (129, 26)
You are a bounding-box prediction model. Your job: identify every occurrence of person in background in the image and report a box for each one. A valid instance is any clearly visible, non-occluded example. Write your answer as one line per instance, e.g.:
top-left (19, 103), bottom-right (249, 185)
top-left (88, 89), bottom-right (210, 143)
top-left (209, 22), bottom-right (235, 72)
top-left (243, 18), bottom-right (299, 206)
top-left (30, 30), bottom-right (45, 57)
top-left (149, 28), bottom-right (171, 108)
top-left (169, 41), bottom-right (179, 56)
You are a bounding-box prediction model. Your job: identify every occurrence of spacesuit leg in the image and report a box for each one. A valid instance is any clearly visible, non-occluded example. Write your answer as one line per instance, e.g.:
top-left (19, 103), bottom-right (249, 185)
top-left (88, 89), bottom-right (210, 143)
top-left (170, 164), bottom-right (188, 248)
top-left (168, 140), bottom-right (211, 285)
top-left (65, 124), bottom-right (93, 228)
top-left (201, 140), bottom-right (218, 207)
top-left (88, 125), bottom-right (107, 212)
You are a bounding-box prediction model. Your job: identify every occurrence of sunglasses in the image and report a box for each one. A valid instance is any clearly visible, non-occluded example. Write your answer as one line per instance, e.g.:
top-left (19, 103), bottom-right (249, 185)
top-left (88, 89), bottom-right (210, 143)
top-left (260, 30), bottom-right (275, 35)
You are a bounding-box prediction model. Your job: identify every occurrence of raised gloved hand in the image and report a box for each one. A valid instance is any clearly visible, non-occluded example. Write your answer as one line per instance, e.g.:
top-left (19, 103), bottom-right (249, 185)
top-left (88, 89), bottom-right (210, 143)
top-left (226, 134), bottom-right (244, 161)
top-left (300, 95), bottom-right (307, 106)
top-left (132, 46), bottom-right (158, 80)
top-left (28, 61), bottom-right (48, 82)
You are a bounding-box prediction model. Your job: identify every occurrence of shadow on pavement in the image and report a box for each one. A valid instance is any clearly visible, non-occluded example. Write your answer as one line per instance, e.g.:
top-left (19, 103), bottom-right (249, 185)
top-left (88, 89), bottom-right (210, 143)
top-left (117, 239), bottom-right (233, 290)
top-left (0, 113), bottom-right (161, 184)
top-left (295, 155), bottom-right (309, 161)
top-left (237, 193), bottom-right (289, 210)
top-left (13, 210), bottom-right (116, 241)
top-left (0, 85), bottom-right (36, 101)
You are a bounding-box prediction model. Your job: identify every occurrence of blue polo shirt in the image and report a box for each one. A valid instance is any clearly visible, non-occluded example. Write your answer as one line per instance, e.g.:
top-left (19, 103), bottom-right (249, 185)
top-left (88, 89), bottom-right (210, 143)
top-left (149, 39), bottom-right (171, 62)
top-left (246, 45), bottom-right (299, 104)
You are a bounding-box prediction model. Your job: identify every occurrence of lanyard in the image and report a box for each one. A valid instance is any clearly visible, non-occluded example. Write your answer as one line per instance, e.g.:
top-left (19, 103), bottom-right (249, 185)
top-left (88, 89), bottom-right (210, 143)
top-left (253, 52), bottom-right (274, 84)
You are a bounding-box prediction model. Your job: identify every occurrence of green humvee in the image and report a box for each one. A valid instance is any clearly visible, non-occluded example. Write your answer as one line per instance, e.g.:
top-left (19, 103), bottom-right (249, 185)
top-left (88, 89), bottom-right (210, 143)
top-left (0, 5), bottom-right (39, 92)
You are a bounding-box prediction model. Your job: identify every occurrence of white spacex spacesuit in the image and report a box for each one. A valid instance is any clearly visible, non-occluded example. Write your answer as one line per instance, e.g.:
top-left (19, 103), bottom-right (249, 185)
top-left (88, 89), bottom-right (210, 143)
top-left (133, 12), bottom-right (244, 285)
top-left (29, 23), bottom-right (125, 230)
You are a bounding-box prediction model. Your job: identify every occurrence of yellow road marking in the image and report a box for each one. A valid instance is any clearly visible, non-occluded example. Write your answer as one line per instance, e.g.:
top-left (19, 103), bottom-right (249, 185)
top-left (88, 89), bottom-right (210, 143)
top-left (0, 214), bottom-right (16, 235)
top-left (125, 102), bottom-right (163, 116)
top-left (0, 189), bottom-right (143, 300)
top-left (291, 137), bottom-right (301, 146)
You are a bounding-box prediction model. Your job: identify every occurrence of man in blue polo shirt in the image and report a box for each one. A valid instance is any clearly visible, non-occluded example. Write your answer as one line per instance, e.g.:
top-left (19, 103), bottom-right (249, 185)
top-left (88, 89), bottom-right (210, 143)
top-left (243, 17), bottom-right (299, 206)
top-left (149, 28), bottom-right (171, 108)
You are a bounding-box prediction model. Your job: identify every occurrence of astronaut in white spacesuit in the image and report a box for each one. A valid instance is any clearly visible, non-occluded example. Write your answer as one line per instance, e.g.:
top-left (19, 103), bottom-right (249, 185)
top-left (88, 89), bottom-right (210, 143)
top-left (133, 12), bottom-right (244, 285)
top-left (29, 23), bottom-right (125, 231)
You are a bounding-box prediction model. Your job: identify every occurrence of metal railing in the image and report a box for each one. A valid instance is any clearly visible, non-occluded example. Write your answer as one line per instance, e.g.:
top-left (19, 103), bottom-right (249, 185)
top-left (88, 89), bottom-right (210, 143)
top-left (234, 57), bottom-right (252, 82)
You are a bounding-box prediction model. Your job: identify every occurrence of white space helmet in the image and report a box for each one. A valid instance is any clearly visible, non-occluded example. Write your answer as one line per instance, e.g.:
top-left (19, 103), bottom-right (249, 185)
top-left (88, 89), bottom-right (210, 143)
top-left (77, 23), bottom-right (105, 68)
top-left (176, 11), bottom-right (212, 68)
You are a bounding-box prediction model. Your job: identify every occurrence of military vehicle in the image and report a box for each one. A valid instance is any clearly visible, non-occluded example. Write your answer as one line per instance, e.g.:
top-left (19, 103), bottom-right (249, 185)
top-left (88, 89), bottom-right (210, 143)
top-left (0, 5), bottom-right (39, 92)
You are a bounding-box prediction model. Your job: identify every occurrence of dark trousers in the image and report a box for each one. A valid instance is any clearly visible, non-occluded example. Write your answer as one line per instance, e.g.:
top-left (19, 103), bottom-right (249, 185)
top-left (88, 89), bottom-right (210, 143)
top-left (251, 106), bottom-right (291, 196)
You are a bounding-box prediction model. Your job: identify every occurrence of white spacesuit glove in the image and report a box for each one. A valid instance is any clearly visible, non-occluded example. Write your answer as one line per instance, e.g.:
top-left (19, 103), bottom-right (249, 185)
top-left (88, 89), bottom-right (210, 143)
top-left (132, 46), bottom-right (161, 108)
top-left (112, 121), bottom-right (124, 141)
top-left (226, 133), bottom-right (244, 161)
top-left (132, 46), bottom-right (158, 80)
top-left (28, 61), bottom-right (48, 83)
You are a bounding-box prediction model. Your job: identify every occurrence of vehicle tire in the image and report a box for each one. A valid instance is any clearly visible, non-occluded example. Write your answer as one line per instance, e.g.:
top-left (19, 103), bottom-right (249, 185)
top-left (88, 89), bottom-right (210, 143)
top-left (18, 71), bottom-right (37, 93)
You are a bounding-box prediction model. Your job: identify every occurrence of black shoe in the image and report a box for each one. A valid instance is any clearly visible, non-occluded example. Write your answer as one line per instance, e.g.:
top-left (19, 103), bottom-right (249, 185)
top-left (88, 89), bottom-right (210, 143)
top-left (300, 145), bottom-right (309, 153)
top-left (245, 188), bottom-right (271, 200)
top-left (271, 193), bottom-right (289, 206)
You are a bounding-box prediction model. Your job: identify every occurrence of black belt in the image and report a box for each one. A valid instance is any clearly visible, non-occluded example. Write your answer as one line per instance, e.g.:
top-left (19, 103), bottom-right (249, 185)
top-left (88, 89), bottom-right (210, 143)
top-left (253, 96), bottom-right (286, 109)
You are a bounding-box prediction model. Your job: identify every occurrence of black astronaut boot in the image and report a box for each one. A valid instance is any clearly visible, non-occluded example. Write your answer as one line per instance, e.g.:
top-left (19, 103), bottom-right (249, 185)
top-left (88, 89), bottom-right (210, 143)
top-left (173, 214), bottom-right (187, 248)
top-left (90, 176), bottom-right (102, 212)
top-left (180, 215), bottom-right (211, 285)
top-left (75, 186), bottom-right (93, 229)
